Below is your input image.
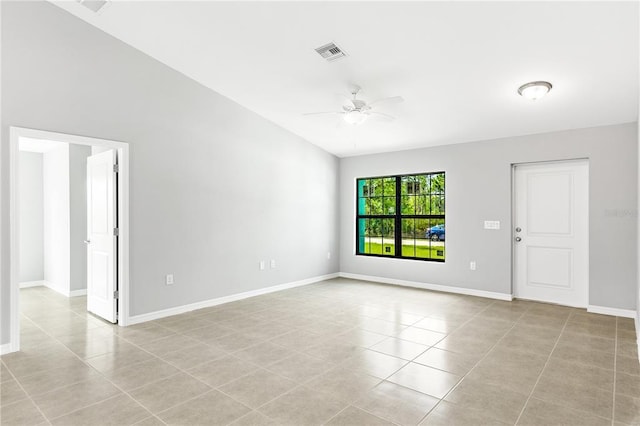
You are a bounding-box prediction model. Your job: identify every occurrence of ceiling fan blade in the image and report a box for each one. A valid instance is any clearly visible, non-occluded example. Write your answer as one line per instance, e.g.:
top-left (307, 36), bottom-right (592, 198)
top-left (369, 96), bottom-right (404, 107)
top-left (368, 111), bottom-right (396, 121)
top-left (302, 111), bottom-right (342, 116)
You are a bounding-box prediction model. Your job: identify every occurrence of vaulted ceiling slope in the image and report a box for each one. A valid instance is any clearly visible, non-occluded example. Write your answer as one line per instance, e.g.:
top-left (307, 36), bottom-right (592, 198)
top-left (52, 1), bottom-right (638, 157)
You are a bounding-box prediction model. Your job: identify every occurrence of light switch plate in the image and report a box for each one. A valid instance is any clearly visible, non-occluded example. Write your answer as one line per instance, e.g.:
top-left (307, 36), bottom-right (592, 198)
top-left (484, 220), bottom-right (500, 230)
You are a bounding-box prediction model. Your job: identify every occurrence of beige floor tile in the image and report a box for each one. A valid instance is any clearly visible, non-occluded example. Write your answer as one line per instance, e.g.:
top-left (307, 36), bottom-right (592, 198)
top-left (187, 355), bottom-right (259, 387)
top-left (129, 372), bottom-right (211, 414)
top-left (444, 378), bottom-right (528, 424)
top-left (136, 333), bottom-right (202, 357)
top-left (233, 341), bottom-right (292, 366)
top-left (388, 362), bottom-right (460, 399)
top-left (616, 371), bottom-right (640, 398)
top-left (266, 352), bottom-right (336, 382)
top-left (412, 317), bottom-right (464, 334)
top-left (157, 390), bottom-right (251, 425)
top-left (617, 338), bottom-right (639, 359)
top-left (229, 410), bottom-right (278, 425)
top-left (1, 378), bottom-right (28, 406)
top-left (370, 337), bottom-right (430, 360)
top-left (1, 361), bottom-right (12, 383)
top-left (0, 398), bottom-right (47, 426)
top-left (397, 327), bottom-right (446, 346)
top-left (269, 329), bottom-right (328, 351)
top-left (353, 381), bottom-right (439, 426)
top-left (304, 338), bottom-right (367, 363)
top-left (85, 344), bottom-right (155, 373)
top-left (325, 406), bottom-right (395, 425)
top-left (205, 331), bottom-right (267, 353)
top-left (31, 376), bottom-right (121, 419)
top-left (132, 415), bottom-right (166, 426)
top-left (180, 323), bottom-right (235, 341)
top-left (10, 283), bottom-right (633, 426)
top-left (518, 397), bottom-right (610, 426)
top-left (533, 370), bottom-right (613, 418)
top-left (434, 333), bottom-right (496, 356)
top-left (614, 393), bottom-right (640, 425)
top-left (116, 324), bottom-right (177, 345)
top-left (413, 347), bottom-right (481, 376)
top-left (17, 362), bottom-right (101, 396)
top-left (219, 368), bottom-right (297, 408)
top-left (104, 358), bottom-right (180, 391)
top-left (306, 367), bottom-right (382, 403)
top-left (617, 354), bottom-right (640, 377)
top-left (50, 394), bottom-right (151, 426)
top-left (335, 329), bottom-right (388, 348)
top-left (159, 342), bottom-right (228, 369)
top-left (420, 400), bottom-right (509, 425)
top-left (259, 386), bottom-right (348, 425)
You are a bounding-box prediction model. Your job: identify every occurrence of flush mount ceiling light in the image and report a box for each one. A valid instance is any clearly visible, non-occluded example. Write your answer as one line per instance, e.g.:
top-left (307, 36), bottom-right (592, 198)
top-left (518, 81), bottom-right (553, 100)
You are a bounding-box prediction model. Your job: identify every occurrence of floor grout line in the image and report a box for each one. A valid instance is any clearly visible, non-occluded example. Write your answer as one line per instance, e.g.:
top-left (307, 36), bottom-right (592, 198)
top-left (411, 299), bottom-right (531, 425)
top-left (9, 284), bottom-right (634, 426)
top-left (513, 311), bottom-right (571, 425)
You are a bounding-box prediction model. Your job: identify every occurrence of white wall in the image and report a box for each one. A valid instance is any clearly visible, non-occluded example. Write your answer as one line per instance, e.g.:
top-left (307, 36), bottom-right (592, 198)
top-left (69, 144), bottom-right (91, 292)
top-left (1, 1), bottom-right (339, 343)
top-left (18, 151), bottom-right (43, 283)
top-left (42, 144), bottom-right (70, 295)
top-left (340, 123), bottom-right (638, 311)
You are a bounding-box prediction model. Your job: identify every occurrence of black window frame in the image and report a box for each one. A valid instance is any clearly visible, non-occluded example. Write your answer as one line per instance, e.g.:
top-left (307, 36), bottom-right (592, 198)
top-left (356, 171), bottom-right (445, 262)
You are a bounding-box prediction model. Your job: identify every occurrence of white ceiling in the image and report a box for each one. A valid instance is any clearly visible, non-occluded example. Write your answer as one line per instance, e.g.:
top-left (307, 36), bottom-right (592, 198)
top-left (53, 1), bottom-right (638, 157)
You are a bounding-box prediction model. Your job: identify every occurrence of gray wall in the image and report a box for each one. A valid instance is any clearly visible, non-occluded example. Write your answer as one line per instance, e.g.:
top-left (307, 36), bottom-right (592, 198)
top-left (42, 143), bottom-right (70, 294)
top-left (18, 151), bottom-right (43, 282)
top-left (340, 123), bottom-right (638, 311)
top-left (69, 144), bottom-right (91, 292)
top-left (1, 1), bottom-right (340, 344)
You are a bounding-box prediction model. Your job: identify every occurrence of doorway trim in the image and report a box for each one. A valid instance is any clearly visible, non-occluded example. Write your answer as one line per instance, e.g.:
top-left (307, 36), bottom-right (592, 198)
top-left (8, 126), bottom-right (131, 353)
top-left (510, 158), bottom-right (589, 308)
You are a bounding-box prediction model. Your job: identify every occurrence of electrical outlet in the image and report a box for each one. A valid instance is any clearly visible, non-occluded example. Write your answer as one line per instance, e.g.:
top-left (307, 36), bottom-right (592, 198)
top-left (270, 259), bottom-right (276, 269)
top-left (165, 274), bottom-right (174, 285)
top-left (470, 261), bottom-right (476, 271)
top-left (259, 261), bottom-right (265, 270)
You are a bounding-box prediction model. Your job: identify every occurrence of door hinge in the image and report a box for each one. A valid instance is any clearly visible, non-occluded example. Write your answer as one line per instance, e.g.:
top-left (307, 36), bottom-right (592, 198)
top-left (113, 164), bottom-right (119, 173)
top-left (113, 227), bottom-right (119, 236)
top-left (114, 290), bottom-right (119, 299)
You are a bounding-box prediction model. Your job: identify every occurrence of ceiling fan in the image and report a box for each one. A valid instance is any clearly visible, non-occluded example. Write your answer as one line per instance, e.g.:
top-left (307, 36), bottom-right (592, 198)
top-left (304, 86), bottom-right (403, 125)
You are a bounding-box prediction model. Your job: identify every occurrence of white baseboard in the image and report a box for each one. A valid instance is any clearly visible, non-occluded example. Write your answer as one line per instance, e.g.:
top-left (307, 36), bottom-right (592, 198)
top-left (20, 280), bottom-right (45, 288)
top-left (338, 272), bottom-right (513, 301)
top-left (128, 273), bottom-right (339, 325)
top-left (587, 305), bottom-right (637, 318)
top-left (40, 281), bottom-right (86, 298)
top-left (0, 343), bottom-right (12, 355)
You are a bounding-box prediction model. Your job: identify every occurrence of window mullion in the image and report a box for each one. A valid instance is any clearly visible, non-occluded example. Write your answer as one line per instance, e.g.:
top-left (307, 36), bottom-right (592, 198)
top-left (394, 176), bottom-right (401, 257)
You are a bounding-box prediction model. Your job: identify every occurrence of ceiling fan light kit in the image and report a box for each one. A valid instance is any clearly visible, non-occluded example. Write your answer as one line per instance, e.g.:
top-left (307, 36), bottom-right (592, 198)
top-left (304, 85), bottom-right (403, 125)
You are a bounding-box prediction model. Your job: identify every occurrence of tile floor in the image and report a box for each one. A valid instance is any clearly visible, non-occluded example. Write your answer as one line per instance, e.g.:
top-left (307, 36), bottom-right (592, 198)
top-left (1, 278), bottom-right (638, 426)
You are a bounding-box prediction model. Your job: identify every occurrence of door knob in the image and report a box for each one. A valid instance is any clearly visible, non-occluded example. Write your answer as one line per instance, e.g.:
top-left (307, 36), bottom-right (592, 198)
top-left (515, 227), bottom-right (522, 232)
top-left (515, 237), bottom-right (522, 242)
top-left (84, 240), bottom-right (91, 244)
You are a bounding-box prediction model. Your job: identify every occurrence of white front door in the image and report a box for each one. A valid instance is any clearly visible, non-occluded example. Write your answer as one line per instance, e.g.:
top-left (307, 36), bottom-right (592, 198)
top-left (513, 160), bottom-right (589, 307)
top-left (86, 150), bottom-right (118, 323)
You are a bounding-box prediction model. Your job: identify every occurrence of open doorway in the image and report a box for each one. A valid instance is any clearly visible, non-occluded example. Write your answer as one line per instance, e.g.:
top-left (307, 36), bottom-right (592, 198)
top-left (8, 127), bottom-right (130, 353)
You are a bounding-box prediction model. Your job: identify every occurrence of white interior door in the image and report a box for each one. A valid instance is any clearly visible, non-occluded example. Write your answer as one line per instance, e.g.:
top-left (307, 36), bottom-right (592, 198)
top-left (513, 160), bottom-right (589, 307)
top-left (86, 150), bottom-right (118, 322)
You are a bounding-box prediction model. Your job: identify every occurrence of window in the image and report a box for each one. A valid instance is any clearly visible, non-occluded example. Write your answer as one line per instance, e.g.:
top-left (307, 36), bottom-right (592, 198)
top-left (356, 172), bottom-right (445, 261)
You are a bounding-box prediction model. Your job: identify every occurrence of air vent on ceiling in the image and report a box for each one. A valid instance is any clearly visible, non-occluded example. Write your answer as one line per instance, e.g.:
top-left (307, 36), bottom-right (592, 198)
top-left (315, 42), bottom-right (347, 62)
top-left (76, 0), bottom-right (111, 13)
